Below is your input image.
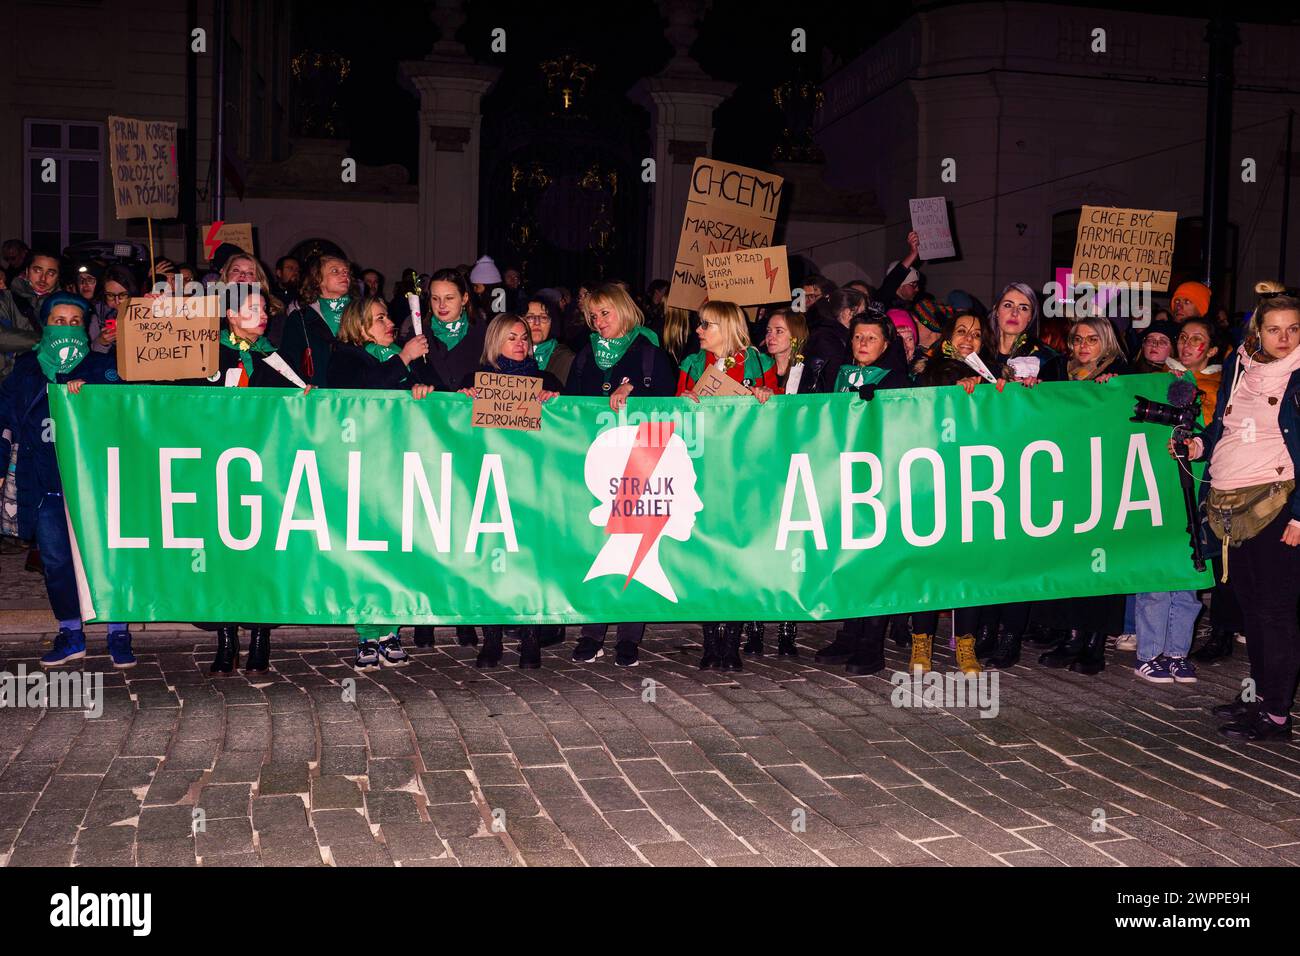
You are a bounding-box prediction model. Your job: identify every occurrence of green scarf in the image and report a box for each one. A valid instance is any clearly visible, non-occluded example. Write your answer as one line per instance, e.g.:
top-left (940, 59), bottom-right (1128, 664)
top-left (221, 329), bottom-right (275, 378)
top-left (318, 295), bottom-right (350, 336)
top-left (679, 347), bottom-right (772, 387)
top-left (36, 325), bottom-right (90, 382)
top-left (534, 338), bottom-right (557, 370)
top-left (591, 326), bottom-right (660, 371)
top-left (429, 310), bottom-right (469, 350)
top-left (365, 342), bottom-right (402, 363)
top-left (833, 364), bottom-right (890, 393)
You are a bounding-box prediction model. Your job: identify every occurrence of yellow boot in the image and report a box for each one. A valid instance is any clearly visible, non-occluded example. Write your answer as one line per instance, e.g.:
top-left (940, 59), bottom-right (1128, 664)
top-left (955, 634), bottom-right (982, 675)
top-left (909, 633), bottom-right (932, 673)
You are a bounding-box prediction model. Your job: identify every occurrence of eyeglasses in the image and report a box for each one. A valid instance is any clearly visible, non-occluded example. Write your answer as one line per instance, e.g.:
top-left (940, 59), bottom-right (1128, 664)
top-left (104, 291), bottom-right (130, 302)
top-left (697, 320), bottom-right (717, 330)
top-left (524, 313), bottom-right (550, 324)
top-left (1069, 334), bottom-right (1101, 346)
top-left (1178, 334), bottom-right (1209, 345)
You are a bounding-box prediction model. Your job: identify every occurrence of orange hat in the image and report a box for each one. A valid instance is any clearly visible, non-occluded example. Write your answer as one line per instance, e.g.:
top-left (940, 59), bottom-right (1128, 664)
top-left (1171, 281), bottom-right (1211, 318)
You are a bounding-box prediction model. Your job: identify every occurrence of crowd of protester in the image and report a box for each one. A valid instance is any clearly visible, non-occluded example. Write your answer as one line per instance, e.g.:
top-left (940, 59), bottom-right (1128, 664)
top-left (2, 229), bottom-right (1299, 745)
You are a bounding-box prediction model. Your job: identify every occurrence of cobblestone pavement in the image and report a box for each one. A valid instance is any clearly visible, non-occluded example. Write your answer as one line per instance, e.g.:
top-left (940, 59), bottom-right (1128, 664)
top-left (0, 619), bottom-right (1296, 868)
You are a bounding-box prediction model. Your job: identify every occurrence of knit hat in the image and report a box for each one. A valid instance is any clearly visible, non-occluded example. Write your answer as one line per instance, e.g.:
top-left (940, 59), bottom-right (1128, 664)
top-left (469, 256), bottom-right (502, 285)
top-left (909, 295), bottom-right (949, 333)
top-left (947, 289), bottom-right (980, 314)
top-left (887, 308), bottom-right (917, 339)
top-left (886, 260), bottom-right (921, 287)
top-left (1137, 319), bottom-right (1179, 346)
top-left (39, 291), bottom-right (90, 325)
top-left (1171, 281), bottom-right (1211, 318)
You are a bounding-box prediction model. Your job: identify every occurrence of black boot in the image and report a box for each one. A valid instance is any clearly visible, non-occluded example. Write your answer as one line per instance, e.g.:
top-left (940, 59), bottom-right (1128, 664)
top-left (245, 627), bottom-right (272, 673)
top-left (209, 625), bottom-right (239, 675)
top-left (518, 628), bottom-right (541, 669)
top-left (698, 624), bottom-right (722, 670)
top-left (1211, 693), bottom-right (1255, 720)
top-left (983, 625), bottom-right (1022, 669)
top-left (973, 622), bottom-right (998, 659)
top-left (1191, 628), bottom-right (1233, 663)
top-left (889, 617), bottom-right (908, 648)
top-left (1023, 621), bottom-right (1058, 648)
top-left (845, 621), bottom-right (886, 675)
top-left (476, 627), bottom-right (503, 668)
top-left (413, 626), bottom-right (435, 647)
top-left (537, 625), bottom-right (565, 648)
top-left (1069, 631), bottom-right (1107, 675)
top-left (719, 623), bottom-right (744, 672)
top-left (1039, 629), bottom-right (1087, 668)
top-left (457, 626), bottom-right (479, 647)
top-left (742, 622), bottom-right (765, 656)
top-left (815, 620), bottom-right (860, 664)
top-left (776, 622), bottom-right (798, 657)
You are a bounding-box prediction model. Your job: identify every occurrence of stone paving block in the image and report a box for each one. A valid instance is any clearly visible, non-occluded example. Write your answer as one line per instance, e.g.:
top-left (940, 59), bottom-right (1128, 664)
top-left (638, 840), bottom-right (708, 866)
top-left (364, 790), bottom-right (422, 823)
top-left (251, 794), bottom-right (310, 833)
top-left (257, 761), bottom-right (310, 795)
top-left (329, 841), bottom-right (394, 866)
top-left (448, 836), bottom-right (517, 866)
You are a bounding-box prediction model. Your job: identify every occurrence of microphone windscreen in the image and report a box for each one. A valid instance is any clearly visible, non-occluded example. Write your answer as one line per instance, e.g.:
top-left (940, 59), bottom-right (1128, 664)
top-left (1167, 378), bottom-right (1198, 406)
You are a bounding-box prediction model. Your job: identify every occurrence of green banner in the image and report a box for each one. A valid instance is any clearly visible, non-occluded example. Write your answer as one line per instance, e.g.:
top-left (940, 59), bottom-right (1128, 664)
top-left (50, 377), bottom-right (1210, 625)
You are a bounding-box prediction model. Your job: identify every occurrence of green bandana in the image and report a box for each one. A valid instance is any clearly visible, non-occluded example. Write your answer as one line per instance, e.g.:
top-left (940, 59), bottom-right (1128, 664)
top-left (318, 295), bottom-right (350, 336)
top-left (534, 338), bottom-right (557, 370)
top-left (364, 342), bottom-right (402, 363)
top-left (221, 329), bottom-right (274, 378)
top-left (833, 364), bottom-right (890, 393)
top-left (591, 326), bottom-right (659, 371)
top-left (36, 325), bottom-right (89, 382)
top-left (429, 310), bottom-right (469, 350)
top-left (679, 347), bottom-right (772, 387)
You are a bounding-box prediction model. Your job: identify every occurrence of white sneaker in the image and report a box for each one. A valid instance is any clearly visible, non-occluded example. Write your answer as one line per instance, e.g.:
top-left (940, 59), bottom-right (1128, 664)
top-left (1235, 633), bottom-right (1247, 644)
top-left (1115, 633), bottom-right (1137, 651)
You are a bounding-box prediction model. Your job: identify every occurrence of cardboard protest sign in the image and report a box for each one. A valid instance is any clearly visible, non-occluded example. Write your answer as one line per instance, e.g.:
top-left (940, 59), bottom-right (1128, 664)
top-left (694, 364), bottom-right (752, 397)
top-left (1072, 206), bottom-right (1177, 292)
top-left (703, 246), bottom-right (791, 306)
top-left (202, 222), bottom-right (255, 261)
top-left (107, 116), bottom-right (179, 220)
top-left (668, 159), bottom-right (784, 312)
top-left (116, 296), bottom-right (220, 381)
top-left (472, 372), bottom-right (543, 431)
top-left (908, 197), bottom-right (956, 260)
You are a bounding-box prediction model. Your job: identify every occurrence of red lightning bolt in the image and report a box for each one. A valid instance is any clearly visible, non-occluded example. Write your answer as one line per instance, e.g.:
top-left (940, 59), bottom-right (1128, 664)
top-left (204, 221), bottom-right (224, 260)
top-left (605, 420), bottom-right (676, 590)
top-left (764, 257), bottom-right (780, 295)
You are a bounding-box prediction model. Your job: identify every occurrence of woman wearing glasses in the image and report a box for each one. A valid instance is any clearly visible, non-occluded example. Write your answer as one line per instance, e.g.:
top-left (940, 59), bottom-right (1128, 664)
top-left (524, 296), bottom-right (575, 388)
top-left (87, 264), bottom-right (138, 355)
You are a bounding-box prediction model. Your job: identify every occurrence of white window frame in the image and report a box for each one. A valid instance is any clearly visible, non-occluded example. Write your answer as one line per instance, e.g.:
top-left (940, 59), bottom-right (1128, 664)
top-left (22, 118), bottom-right (105, 250)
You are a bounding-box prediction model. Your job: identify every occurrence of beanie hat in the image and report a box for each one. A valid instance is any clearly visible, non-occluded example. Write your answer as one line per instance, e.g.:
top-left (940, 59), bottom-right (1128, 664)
top-left (469, 256), bottom-right (502, 285)
top-left (910, 295), bottom-right (949, 333)
top-left (40, 291), bottom-right (90, 325)
top-left (1171, 281), bottom-right (1211, 318)
top-left (886, 260), bottom-right (921, 287)
top-left (887, 308), bottom-right (917, 339)
top-left (1137, 319), bottom-right (1179, 346)
top-left (947, 289), bottom-right (979, 314)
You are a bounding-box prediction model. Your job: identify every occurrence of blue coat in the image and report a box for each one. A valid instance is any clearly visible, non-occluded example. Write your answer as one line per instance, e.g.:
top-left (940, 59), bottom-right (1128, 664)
top-left (0, 350), bottom-right (118, 540)
top-left (1198, 349), bottom-right (1300, 536)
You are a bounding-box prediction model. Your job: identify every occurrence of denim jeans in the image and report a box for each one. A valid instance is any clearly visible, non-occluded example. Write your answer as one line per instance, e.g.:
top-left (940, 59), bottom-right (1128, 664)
top-left (1123, 593), bottom-right (1136, 634)
top-left (1135, 590), bottom-right (1200, 662)
top-left (35, 493), bottom-right (79, 620)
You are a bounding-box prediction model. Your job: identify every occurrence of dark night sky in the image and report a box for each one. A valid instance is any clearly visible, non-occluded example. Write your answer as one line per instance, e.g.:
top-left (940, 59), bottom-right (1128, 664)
top-left (292, 0), bottom-right (1299, 180)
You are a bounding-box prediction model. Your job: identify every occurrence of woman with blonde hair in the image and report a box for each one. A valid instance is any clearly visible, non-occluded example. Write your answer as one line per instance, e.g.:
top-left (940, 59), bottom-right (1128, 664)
top-left (677, 300), bottom-right (778, 400)
top-left (1066, 315), bottom-right (1126, 381)
top-left (564, 283), bottom-right (677, 667)
top-left (660, 305), bottom-right (693, 371)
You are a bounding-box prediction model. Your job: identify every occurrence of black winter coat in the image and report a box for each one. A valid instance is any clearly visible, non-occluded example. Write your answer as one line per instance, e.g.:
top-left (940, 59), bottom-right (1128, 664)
top-left (564, 335), bottom-right (677, 398)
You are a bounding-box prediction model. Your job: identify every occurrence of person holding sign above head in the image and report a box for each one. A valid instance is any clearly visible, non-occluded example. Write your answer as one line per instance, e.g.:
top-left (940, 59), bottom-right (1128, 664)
top-left (0, 292), bottom-right (135, 669)
top-left (674, 301), bottom-right (775, 671)
top-left (282, 255), bottom-right (351, 386)
top-left (987, 281), bottom-right (1063, 385)
top-left (566, 284), bottom-right (677, 668)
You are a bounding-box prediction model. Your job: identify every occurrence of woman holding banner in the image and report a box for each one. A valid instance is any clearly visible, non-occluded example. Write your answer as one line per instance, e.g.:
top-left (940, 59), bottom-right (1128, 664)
top-left (523, 296), bottom-right (575, 388)
top-left (1185, 294), bottom-right (1300, 740)
top-left (327, 295), bottom-right (439, 670)
top-left (201, 284), bottom-right (310, 674)
top-left (675, 301), bottom-right (774, 670)
top-left (282, 255), bottom-right (351, 386)
top-left (565, 283), bottom-right (677, 668)
top-left (987, 282), bottom-right (1063, 384)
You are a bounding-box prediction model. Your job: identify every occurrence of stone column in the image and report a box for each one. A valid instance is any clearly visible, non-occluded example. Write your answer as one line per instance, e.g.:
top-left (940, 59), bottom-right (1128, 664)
top-left (399, 1), bottom-right (500, 270)
top-left (630, 0), bottom-right (734, 283)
